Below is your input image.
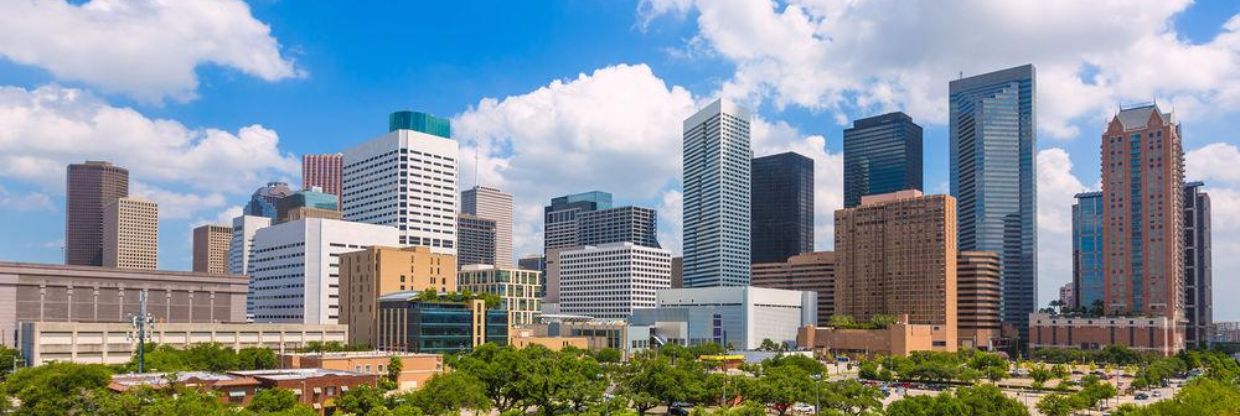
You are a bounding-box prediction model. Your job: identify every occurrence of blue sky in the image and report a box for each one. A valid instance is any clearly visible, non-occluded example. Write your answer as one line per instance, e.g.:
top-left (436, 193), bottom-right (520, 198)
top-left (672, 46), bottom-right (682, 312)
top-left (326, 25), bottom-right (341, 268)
top-left (2, 0), bottom-right (1240, 318)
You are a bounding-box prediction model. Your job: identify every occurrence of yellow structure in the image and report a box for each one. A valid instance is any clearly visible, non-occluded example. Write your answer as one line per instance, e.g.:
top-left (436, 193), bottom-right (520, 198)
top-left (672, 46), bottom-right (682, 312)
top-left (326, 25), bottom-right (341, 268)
top-left (510, 327), bottom-right (588, 351)
top-left (339, 246), bottom-right (456, 346)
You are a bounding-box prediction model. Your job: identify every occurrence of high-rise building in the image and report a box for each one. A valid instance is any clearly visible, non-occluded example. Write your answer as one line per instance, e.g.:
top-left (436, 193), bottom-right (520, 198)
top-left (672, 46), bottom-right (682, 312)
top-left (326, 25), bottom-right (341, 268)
top-left (544, 191), bottom-right (612, 250)
top-left (193, 224), bottom-right (232, 274)
top-left (949, 64), bottom-right (1038, 335)
top-left (457, 265), bottom-right (541, 326)
top-left (103, 197), bottom-right (158, 270)
top-left (558, 243), bottom-right (672, 319)
top-left (249, 218), bottom-right (399, 324)
top-left (1184, 182), bottom-right (1212, 348)
top-left (957, 251), bottom-right (1002, 350)
top-left (751, 152), bottom-right (814, 263)
top-left (751, 251), bottom-right (835, 325)
top-left (1101, 104), bottom-right (1183, 320)
top-left (244, 182), bottom-right (294, 219)
top-left (835, 190), bottom-right (957, 351)
top-left (65, 161), bottom-right (129, 266)
top-left (230, 215), bottom-right (272, 315)
top-left (339, 246), bottom-right (456, 346)
top-left (456, 214), bottom-right (497, 267)
top-left (843, 112), bottom-right (923, 208)
top-left (1072, 191), bottom-right (1104, 310)
top-left (343, 111), bottom-right (458, 253)
top-left (682, 98), bottom-right (752, 287)
top-left (1058, 283), bottom-right (1076, 309)
top-left (275, 187), bottom-right (340, 224)
top-left (462, 186), bottom-right (513, 266)
top-left (302, 153), bottom-right (343, 200)
top-left (543, 192), bottom-right (658, 250)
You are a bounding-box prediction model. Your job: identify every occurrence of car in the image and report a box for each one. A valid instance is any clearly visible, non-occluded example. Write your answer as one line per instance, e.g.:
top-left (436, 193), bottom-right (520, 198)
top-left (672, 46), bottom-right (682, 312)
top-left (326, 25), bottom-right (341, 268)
top-left (792, 403), bottom-right (816, 414)
top-left (669, 407), bottom-right (690, 416)
top-left (1152, 391), bottom-right (1162, 398)
top-left (1072, 370), bottom-right (1085, 375)
top-left (1135, 393), bottom-right (1149, 401)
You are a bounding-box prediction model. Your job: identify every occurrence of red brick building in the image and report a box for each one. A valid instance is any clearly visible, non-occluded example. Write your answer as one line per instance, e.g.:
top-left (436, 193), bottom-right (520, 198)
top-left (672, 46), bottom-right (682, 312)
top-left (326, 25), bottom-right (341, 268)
top-left (230, 369), bottom-right (376, 414)
top-left (1028, 313), bottom-right (1183, 356)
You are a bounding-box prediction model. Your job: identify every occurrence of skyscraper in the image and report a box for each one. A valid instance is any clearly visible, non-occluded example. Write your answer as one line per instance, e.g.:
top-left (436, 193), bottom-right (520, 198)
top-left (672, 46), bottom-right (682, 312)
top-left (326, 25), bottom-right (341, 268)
top-left (1072, 191), bottom-right (1104, 310)
top-left (462, 186), bottom-right (513, 266)
top-left (103, 197), bottom-right (158, 270)
top-left (949, 64), bottom-right (1037, 335)
top-left (456, 214), bottom-right (497, 267)
top-left (751, 152), bottom-right (814, 263)
top-left (843, 112), bottom-right (923, 208)
top-left (244, 182), bottom-right (294, 219)
top-left (543, 192), bottom-right (659, 250)
top-left (1101, 104), bottom-right (1183, 320)
top-left (302, 153), bottom-right (343, 199)
top-left (343, 111), bottom-right (458, 253)
top-left (682, 98), bottom-right (752, 287)
top-left (835, 190), bottom-right (958, 351)
top-left (957, 251), bottom-right (1002, 350)
top-left (193, 224), bottom-right (232, 274)
top-left (544, 191), bottom-right (612, 251)
top-left (65, 161), bottom-right (129, 266)
top-left (1183, 182), bottom-right (1212, 348)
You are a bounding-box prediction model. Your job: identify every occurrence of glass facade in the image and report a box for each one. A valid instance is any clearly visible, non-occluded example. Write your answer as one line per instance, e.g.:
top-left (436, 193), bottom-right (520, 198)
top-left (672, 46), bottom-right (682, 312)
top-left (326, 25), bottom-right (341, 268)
top-left (949, 64), bottom-right (1037, 334)
top-left (1072, 192), bottom-right (1104, 309)
top-left (843, 112), bottom-right (923, 208)
top-left (544, 191), bottom-right (613, 251)
top-left (379, 298), bottom-right (508, 354)
top-left (244, 182), bottom-right (294, 219)
top-left (388, 110), bottom-right (452, 139)
top-left (750, 152), bottom-right (814, 263)
top-left (682, 99), bottom-right (752, 287)
top-left (1183, 182), bottom-right (1212, 347)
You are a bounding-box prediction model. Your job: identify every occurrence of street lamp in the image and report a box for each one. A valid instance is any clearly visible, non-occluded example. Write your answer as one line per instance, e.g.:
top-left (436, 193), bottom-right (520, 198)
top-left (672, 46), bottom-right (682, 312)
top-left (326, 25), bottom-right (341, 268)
top-left (812, 373), bottom-right (822, 415)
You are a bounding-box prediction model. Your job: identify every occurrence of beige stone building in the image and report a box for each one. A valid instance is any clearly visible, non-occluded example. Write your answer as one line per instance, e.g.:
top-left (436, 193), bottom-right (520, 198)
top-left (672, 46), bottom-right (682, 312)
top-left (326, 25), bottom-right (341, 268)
top-left (752, 251), bottom-right (836, 324)
top-left (957, 251), bottom-right (1002, 350)
top-left (281, 351), bottom-right (443, 391)
top-left (193, 224), bottom-right (233, 274)
top-left (834, 190), bottom-right (957, 351)
top-left (103, 197), bottom-right (158, 270)
top-left (339, 246), bottom-right (456, 346)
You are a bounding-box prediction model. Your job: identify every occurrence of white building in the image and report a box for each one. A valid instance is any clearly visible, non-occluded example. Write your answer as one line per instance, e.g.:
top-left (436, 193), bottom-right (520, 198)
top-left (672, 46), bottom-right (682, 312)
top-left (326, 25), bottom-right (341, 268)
top-left (682, 99), bottom-right (752, 287)
top-left (231, 215), bottom-right (273, 315)
top-left (249, 218), bottom-right (398, 324)
top-left (559, 243), bottom-right (671, 319)
top-left (342, 113), bottom-right (458, 254)
top-left (629, 286), bottom-right (816, 350)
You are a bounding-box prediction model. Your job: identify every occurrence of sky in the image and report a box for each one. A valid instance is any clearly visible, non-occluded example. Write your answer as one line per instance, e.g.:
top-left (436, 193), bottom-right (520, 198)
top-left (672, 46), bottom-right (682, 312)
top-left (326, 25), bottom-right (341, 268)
top-left (1, 0), bottom-right (1240, 318)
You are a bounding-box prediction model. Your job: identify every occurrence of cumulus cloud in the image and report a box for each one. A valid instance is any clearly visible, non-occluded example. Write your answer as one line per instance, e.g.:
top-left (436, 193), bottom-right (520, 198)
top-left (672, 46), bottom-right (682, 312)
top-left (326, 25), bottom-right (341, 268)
top-left (0, 0), bottom-right (302, 102)
top-left (1035, 148), bottom-right (1090, 306)
top-left (0, 84), bottom-right (298, 222)
top-left (639, 0), bottom-right (1240, 138)
top-left (0, 186), bottom-right (55, 212)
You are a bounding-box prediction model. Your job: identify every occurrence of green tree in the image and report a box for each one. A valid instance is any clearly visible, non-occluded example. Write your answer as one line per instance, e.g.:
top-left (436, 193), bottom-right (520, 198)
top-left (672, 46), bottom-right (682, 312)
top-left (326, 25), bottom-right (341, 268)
top-left (615, 352), bottom-right (701, 415)
top-left (595, 347), bottom-right (623, 364)
top-left (337, 384), bottom-right (389, 415)
top-left (3, 362), bottom-right (112, 415)
top-left (514, 346), bottom-right (607, 415)
top-left (406, 372), bottom-right (490, 416)
top-left (387, 355), bottom-right (404, 383)
top-left (1036, 394), bottom-right (1078, 416)
top-left (247, 388), bottom-right (303, 413)
top-left (0, 345), bottom-right (22, 378)
top-left (237, 347), bottom-right (278, 370)
top-left (750, 364), bottom-right (813, 416)
top-left (817, 379), bottom-right (882, 416)
top-left (887, 384), bottom-right (1029, 416)
top-left (450, 343), bottom-right (526, 412)
top-left (1111, 378), bottom-right (1240, 416)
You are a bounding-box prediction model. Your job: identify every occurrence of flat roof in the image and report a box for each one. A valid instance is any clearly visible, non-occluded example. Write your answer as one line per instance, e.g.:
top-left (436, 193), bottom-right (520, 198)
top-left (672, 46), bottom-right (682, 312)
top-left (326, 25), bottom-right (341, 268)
top-left (282, 351), bottom-right (439, 359)
top-left (230, 368), bottom-right (368, 380)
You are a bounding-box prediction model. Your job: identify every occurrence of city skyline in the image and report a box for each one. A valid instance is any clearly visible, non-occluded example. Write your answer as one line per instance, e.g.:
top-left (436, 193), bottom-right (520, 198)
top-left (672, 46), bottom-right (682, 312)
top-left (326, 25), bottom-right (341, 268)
top-left (2, 1), bottom-right (1240, 319)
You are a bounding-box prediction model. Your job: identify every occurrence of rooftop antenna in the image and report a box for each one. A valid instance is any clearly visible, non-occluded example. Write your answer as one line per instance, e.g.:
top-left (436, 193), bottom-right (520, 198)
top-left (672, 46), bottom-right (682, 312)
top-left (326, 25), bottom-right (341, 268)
top-left (128, 291), bottom-right (154, 373)
top-left (474, 142), bottom-right (480, 190)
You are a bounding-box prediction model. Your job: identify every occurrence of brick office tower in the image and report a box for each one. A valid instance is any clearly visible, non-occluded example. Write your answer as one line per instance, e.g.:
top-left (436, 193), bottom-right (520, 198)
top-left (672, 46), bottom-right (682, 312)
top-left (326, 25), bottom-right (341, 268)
top-left (65, 161), bottom-right (129, 266)
top-left (957, 251), bottom-right (1002, 350)
top-left (1101, 105), bottom-right (1184, 323)
top-left (302, 153), bottom-right (343, 201)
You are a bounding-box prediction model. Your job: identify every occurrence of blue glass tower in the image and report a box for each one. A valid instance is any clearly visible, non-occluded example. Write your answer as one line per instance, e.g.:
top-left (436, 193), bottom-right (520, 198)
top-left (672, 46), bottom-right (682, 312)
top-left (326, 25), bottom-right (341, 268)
top-left (751, 152), bottom-right (814, 263)
top-left (1072, 191), bottom-right (1103, 310)
top-left (389, 110), bottom-right (451, 139)
top-left (843, 112), bottom-right (923, 208)
top-left (949, 64), bottom-right (1037, 336)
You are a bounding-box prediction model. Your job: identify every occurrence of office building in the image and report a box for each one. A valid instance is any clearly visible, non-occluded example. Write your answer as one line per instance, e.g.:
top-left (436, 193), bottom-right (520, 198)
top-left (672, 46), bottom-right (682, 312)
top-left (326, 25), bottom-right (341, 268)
top-left (518, 255), bottom-right (544, 271)
top-left (751, 152), bottom-right (814, 263)
top-left (0, 262), bottom-right (249, 348)
top-left (244, 182), bottom-right (294, 219)
top-left (230, 215), bottom-right (272, 315)
top-left (1213, 322), bottom-right (1240, 343)
top-left (544, 191), bottom-right (611, 250)
top-left (949, 64), bottom-right (1038, 335)
top-left (21, 322), bottom-right (344, 366)
top-left (281, 351), bottom-right (443, 392)
top-left (338, 246), bottom-right (456, 346)
top-left (1072, 191), bottom-right (1104, 310)
top-left (835, 190), bottom-right (957, 351)
top-left (798, 314), bottom-right (943, 357)
top-left (457, 265), bottom-right (541, 326)
top-left (682, 98), bottom-right (752, 287)
top-left (628, 286), bottom-right (816, 350)
top-left (462, 186), bottom-right (513, 266)
top-left (343, 111), bottom-right (458, 253)
top-left (843, 112), bottom-right (923, 208)
top-left (456, 214), bottom-right (497, 267)
top-left (1184, 182), bottom-right (1212, 347)
top-left (65, 161), bottom-right (129, 266)
top-left (1101, 104), bottom-right (1183, 320)
top-left (276, 187), bottom-right (340, 224)
top-left (558, 243), bottom-right (672, 319)
top-left (103, 197), bottom-right (158, 270)
top-left (248, 218), bottom-right (399, 324)
top-left (544, 192), bottom-right (659, 250)
top-left (751, 251), bottom-right (835, 325)
top-left (671, 257), bottom-right (683, 288)
top-left (957, 251), bottom-right (1002, 350)
top-left (302, 153), bottom-right (343, 199)
top-left (193, 224), bottom-right (233, 274)
top-left (377, 293), bottom-right (508, 354)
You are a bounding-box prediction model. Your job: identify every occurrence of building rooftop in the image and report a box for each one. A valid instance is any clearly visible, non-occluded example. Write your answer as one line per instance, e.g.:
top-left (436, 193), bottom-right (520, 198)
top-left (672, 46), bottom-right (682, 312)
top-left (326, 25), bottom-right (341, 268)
top-left (110, 372), bottom-right (258, 390)
top-left (280, 350), bottom-right (439, 359)
top-left (1114, 104), bottom-right (1174, 131)
top-left (230, 368), bottom-right (367, 380)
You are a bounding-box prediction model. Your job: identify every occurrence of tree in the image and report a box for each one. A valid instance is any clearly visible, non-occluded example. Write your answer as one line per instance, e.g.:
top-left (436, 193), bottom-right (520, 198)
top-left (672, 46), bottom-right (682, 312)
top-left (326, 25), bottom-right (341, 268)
top-left (450, 343), bottom-right (526, 412)
top-left (3, 362), bottom-right (113, 414)
top-left (1111, 378), bottom-right (1240, 416)
top-left (1036, 394), bottom-right (1077, 416)
top-left (817, 379), bottom-right (882, 416)
top-left (247, 388), bottom-right (304, 413)
top-left (758, 338), bottom-right (784, 352)
top-left (750, 364), bottom-right (813, 416)
top-left (387, 355), bottom-right (404, 383)
top-left (616, 352), bottom-right (702, 415)
top-left (595, 348), bottom-right (623, 364)
top-left (238, 347), bottom-right (278, 370)
top-left (887, 384), bottom-right (1029, 416)
top-left (1029, 366), bottom-right (1053, 388)
top-left (406, 372), bottom-right (490, 416)
top-left (336, 385), bottom-right (389, 415)
top-left (0, 345), bottom-right (21, 378)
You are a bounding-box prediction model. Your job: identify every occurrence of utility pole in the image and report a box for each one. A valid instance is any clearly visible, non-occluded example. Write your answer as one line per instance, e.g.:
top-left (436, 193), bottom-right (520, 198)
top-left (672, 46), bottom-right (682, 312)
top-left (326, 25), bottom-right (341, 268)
top-left (130, 291), bottom-right (154, 373)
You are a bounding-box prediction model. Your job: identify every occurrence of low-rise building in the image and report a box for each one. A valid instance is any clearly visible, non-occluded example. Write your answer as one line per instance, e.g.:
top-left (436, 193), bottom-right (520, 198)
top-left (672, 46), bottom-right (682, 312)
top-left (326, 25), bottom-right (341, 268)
top-left (510, 327), bottom-right (590, 351)
top-left (20, 322), bottom-right (346, 366)
top-left (281, 351), bottom-right (443, 392)
top-left (1028, 312), bottom-right (1184, 356)
top-left (376, 292), bottom-right (509, 354)
top-left (109, 372), bottom-right (260, 405)
top-left (629, 286), bottom-right (817, 350)
top-left (797, 314), bottom-right (940, 357)
top-left (231, 369), bottom-right (376, 415)
top-left (536, 314), bottom-right (640, 356)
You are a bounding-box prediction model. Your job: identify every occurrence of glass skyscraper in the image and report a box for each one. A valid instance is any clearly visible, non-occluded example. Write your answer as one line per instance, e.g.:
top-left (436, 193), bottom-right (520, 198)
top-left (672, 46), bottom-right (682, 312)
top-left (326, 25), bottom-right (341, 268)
top-left (1072, 191), bottom-right (1104, 310)
top-left (1183, 182), bottom-right (1212, 348)
top-left (682, 99), bottom-right (752, 287)
top-left (388, 110), bottom-right (451, 138)
top-left (751, 152), bottom-right (814, 263)
top-left (843, 112), bottom-right (923, 208)
top-left (949, 64), bottom-right (1037, 335)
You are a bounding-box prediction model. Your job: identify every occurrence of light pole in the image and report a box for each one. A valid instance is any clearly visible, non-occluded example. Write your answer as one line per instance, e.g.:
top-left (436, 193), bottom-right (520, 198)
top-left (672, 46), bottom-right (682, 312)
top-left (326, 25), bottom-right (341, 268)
top-left (813, 373), bottom-right (822, 415)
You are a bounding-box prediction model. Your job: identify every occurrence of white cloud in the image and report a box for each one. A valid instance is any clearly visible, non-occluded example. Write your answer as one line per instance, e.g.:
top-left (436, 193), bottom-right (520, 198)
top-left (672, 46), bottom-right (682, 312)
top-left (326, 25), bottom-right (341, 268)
top-left (1035, 148), bottom-right (1090, 307)
top-left (656, 190), bottom-right (683, 254)
top-left (640, 0), bottom-right (1240, 137)
top-left (131, 181), bottom-right (227, 220)
top-left (0, 0), bottom-right (302, 102)
top-left (751, 117), bottom-right (844, 251)
top-left (1187, 142), bottom-right (1240, 185)
top-left (0, 186), bottom-right (55, 212)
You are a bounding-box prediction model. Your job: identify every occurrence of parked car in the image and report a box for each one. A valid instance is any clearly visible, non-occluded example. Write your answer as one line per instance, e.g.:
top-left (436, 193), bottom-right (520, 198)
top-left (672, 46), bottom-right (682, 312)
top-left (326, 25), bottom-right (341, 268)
top-left (1135, 393), bottom-right (1150, 401)
top-left (792, 403), bottom-right (816, 414)
top-left (1152, 391), bottom-right (1162, 398)
top-left (669, 407), bottom-right (690, 416)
